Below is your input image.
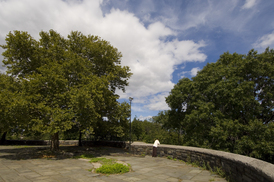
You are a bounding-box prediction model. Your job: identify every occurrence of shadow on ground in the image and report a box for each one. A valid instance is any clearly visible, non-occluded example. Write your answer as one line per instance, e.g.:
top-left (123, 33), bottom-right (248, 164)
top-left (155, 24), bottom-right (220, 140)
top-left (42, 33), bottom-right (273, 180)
top-left (0, 145), bottom-right (132, 160)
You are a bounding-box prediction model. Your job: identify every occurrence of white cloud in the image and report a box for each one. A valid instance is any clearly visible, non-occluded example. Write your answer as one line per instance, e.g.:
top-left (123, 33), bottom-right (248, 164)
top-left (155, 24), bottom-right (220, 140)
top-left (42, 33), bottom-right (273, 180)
top-left (190, 67), bottom-right (201, 76)
top-left (253, 31), bottom-right (274, 50)
top-left (242, 0), bottom-right (257, 9)
top-left (138, 115), bottom-right (153, 121)
top-left (144, 0), bottom-right (258, 33)
top-left (145, 92), bottom-right (170, 111)
top-left (0, 0), bottom-right (207, 112)
top-left (178, 68), bottom-right (201, 78)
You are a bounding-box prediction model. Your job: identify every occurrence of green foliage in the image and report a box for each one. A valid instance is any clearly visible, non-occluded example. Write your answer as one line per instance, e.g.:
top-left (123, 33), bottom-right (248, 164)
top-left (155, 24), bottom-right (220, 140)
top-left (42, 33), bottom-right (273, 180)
top-left (165, 48), bottom-right (274, 163)
top-left (131, 117), bottom-right (180, 144)
top-left (0, 73), bottom-right (30, 141)
top-left (0, 30), bottom-right (132, 149)
top-left (88, 157), bottom-right (130, 174)
top-left (95, 163), bottom-right (130, 174)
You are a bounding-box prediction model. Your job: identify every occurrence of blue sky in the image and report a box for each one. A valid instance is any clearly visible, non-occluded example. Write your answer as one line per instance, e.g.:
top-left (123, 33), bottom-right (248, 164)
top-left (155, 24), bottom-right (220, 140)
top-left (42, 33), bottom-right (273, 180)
top-left (1, 0), bottom-right (274, 120)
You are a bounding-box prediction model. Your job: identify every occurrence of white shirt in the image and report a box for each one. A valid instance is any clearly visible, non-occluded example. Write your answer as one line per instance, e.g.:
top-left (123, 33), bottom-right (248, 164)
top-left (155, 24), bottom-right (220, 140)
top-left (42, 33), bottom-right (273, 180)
top-left (153, 140), bottom-right (160, 147)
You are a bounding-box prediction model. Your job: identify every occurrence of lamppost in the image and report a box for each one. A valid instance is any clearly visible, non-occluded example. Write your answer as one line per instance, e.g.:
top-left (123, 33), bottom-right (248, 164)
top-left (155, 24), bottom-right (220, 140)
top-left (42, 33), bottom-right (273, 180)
top-left (129, 97), bottom-right (133, 151)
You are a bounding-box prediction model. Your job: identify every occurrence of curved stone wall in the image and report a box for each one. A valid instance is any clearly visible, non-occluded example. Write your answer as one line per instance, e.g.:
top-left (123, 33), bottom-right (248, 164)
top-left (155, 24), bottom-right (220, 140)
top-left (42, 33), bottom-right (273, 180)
top-left (131, 142), bottom-right (274, 182)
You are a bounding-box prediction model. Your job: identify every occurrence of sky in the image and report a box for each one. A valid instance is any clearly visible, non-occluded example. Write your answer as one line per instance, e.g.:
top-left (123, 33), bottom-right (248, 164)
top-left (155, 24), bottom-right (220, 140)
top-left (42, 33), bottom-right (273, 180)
top-left (1, 0), bottom-right (274, 121)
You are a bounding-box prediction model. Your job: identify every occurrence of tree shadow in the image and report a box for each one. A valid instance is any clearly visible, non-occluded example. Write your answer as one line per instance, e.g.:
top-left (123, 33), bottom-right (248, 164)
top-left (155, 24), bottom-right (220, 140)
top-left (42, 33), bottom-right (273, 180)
top-left (0, 145), bottom-right (131, 160)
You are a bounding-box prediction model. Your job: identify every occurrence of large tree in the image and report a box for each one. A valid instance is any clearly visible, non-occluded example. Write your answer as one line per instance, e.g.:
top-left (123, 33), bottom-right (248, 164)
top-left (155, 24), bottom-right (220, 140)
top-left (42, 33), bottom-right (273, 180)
top-left (166, 48), bottom-right (274, 163)
top-left (1, 30), bottom-right (132, 150)
top-left (0, 73), bottom-right (29, 144)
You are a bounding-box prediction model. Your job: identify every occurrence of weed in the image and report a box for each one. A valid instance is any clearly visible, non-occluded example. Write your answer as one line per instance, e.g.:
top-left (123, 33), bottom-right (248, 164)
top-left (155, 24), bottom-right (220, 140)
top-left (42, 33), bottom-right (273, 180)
top-left (201, 161), bottom-right (207, 170)
top-left (209, 178), bottom-right (215, 181)
top-left (191, 161), bottom-right (200, 167)
top-left (186, 155), bottom-right (191, 164)
top-left (213, 167), bottom-right (226, 178)
top-left (204, 162), bottom-right (212, 172)
top-left (167, 156), bottom-right (173, 160)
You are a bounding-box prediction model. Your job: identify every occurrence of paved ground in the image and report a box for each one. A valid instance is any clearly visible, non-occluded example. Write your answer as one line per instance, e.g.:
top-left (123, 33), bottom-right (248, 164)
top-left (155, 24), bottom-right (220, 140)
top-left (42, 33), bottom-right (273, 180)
top-left (0, 145), bottom-right (227, 182)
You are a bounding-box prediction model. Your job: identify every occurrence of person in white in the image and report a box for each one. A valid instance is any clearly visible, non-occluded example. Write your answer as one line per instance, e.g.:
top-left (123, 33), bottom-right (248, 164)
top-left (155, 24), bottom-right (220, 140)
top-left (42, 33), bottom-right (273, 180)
top-left (152, 139), bottom-right (160, 157)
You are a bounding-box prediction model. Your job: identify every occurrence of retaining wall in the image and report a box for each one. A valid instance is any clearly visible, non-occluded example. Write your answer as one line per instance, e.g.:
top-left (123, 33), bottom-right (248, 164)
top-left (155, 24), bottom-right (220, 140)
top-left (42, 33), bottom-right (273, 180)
top-left (131, 142), bottom-right (274, 182)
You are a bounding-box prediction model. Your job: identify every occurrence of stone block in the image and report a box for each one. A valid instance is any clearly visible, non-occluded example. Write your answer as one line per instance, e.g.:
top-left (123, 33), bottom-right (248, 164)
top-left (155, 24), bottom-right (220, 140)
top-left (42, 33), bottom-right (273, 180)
top-left (242, 174), bottom-right (253, 182)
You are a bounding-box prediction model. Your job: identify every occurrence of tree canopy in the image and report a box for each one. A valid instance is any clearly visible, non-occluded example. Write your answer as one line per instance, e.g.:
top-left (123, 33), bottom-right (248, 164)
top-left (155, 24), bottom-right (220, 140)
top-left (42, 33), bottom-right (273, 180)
top-left (166, 48), bottom-right (274, 163)
top-left (0, 30), bottom-right (132, 150)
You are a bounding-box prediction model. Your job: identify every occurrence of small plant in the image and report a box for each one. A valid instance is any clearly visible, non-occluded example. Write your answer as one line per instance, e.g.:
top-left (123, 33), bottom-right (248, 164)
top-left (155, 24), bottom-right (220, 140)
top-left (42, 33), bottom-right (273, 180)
top-left (201, 161), bottom-right (207, 170)
top-left (186, 155), bottom-right (191, 164)
top-left (209, 178), bottom-right (215, 181)
top-left (173, 158), bottom-right (177, 161)
top-left (192, 161), bottom-right (200, 167)
top-left (206, 162), bottom-right (213, 173)
top-left (96, 163), bottom-right (130, 174)
top-left (167, 156), bottom-right (173, 160)
top-left (141, 153), bottom-right (146, 157)
top-left (214, 167), bottom-right (226, 178)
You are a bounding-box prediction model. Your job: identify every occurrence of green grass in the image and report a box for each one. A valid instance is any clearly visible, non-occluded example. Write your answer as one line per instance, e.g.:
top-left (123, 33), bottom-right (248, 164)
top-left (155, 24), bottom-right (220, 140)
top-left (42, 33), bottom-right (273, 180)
top-left (95, 163), bottom-right (130, 174)
top-left (89, 157), bottom-right (116, 165)
top-left (88, 157), bottom-right (130, 174)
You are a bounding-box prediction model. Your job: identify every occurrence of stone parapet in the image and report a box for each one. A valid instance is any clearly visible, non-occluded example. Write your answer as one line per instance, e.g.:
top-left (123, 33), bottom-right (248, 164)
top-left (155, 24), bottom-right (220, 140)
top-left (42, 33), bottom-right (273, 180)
top-left (131, 142), bottom-right (274, 182)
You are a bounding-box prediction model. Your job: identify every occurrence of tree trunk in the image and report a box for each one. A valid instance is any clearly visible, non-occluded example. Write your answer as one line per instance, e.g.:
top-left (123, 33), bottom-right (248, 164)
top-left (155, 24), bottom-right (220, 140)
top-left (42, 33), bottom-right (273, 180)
top-left (0, 132), bottom-right (7, 145)
top-left (50, 132), bottom-right (59, 151)
top-left (78, 130), bottom-right (82, 147)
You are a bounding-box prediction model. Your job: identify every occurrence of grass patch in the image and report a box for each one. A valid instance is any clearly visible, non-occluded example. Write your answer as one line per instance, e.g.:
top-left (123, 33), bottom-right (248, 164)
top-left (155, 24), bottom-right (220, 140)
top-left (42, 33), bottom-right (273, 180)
top-left (96, 163), bottom-right (130, 174)
top-left (89, 157), bottom-right (131, 175)
top-left (89, 157), bottom-right (116, 165)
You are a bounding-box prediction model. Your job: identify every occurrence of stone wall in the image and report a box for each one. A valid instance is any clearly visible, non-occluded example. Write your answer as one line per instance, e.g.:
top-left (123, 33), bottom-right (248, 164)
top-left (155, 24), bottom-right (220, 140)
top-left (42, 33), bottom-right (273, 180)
top-left (2, 140), bottom-right (129, 148)
top-left (131, 142), bottom-right (274, 182)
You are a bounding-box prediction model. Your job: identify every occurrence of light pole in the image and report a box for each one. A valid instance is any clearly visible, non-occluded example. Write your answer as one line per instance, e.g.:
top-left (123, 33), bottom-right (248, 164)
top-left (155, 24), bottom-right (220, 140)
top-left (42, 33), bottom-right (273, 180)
top-left (129, 97), bottom-right (133, 151)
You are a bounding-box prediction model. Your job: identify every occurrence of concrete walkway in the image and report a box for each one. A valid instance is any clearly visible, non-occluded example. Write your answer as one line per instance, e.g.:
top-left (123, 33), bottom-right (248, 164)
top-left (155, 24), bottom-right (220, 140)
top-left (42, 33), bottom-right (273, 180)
top-left (0, 146), bottom-right (227, 182)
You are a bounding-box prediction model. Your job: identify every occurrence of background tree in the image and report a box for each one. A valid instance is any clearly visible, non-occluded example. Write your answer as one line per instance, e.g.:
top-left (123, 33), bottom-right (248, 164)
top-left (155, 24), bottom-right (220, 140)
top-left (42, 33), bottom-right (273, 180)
top-left (152, 110), bottom-right (183, 145)
top-left (166, 48), bottom-right (274, 163)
